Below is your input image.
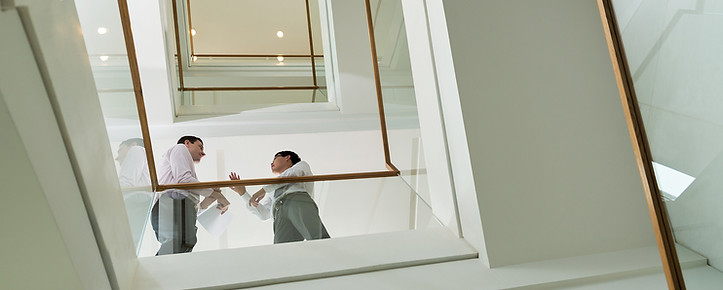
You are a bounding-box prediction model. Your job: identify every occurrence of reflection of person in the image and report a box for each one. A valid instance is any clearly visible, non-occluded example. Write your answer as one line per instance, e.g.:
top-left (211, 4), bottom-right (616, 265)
top-left (229, 151), bottom-right (330, 244)
top-left (116, 138), bottom-right (150, 188)
top-left (151, 136), bottom-right (231, 255)
top-left (116, 138), bottom-right (152, 248)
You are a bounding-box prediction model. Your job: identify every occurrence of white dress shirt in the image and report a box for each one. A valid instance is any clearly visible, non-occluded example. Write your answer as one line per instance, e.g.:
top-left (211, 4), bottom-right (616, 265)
top-left (156, 144), bottom-right (213, 207)
top-left (241, 161), bottom-right (314, 220)
top-left (118, 146), bottom-right (151, 188)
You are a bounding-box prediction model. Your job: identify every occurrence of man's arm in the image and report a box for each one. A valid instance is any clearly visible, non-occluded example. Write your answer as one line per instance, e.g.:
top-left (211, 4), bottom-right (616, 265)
top-left (169, 145), bottom-right (213, 197)
top-left (200, 189), bottom-right (230, 214)
top-left (229, 172), bottom-right (271, 220)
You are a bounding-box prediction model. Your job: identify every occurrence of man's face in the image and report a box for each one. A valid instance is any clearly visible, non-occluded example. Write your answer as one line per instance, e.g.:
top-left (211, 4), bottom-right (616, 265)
top-left (270, 154), bottom-right (293, 175)
top-left (184, 140), bottom-right (206, 162)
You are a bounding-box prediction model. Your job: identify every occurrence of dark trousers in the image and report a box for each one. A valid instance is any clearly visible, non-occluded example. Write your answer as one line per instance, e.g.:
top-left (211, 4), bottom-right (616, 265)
top-left (151, 195), bottom-right (197, 255)
top-left (273, 192), bottom-right (330, 244)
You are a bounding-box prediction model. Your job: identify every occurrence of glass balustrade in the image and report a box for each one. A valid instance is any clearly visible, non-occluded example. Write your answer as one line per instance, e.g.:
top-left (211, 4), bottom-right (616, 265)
top-left (74, 0), bottom-right (154, 253)
top-left (178, 89), bottom-right (329, 115)
top-left (138, 176), bottom-right (442, 256)
top-left (170, 0), bottom-right (330, 115)
top-left (73, 0), bottom-right (431, 258)
top-left (611, 0), bottom-right (723, 282)
top-left (374, 0), bottom-right (430, 205)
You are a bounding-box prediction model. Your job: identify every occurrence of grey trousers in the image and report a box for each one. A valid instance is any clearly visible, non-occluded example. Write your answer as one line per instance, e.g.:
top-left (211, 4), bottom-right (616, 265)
top-left (273, 192), bottom-right (330, 244)
top-left (151, 195), bottom-right (197, 255)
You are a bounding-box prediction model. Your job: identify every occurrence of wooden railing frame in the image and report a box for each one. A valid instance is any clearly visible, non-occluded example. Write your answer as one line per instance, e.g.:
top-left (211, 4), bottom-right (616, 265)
top-left (119, 0), bottom-right (400, 192)
top-left (177, 0), bottom-right (321, 91)
top-left (597, 1), bottom-right (685, 289)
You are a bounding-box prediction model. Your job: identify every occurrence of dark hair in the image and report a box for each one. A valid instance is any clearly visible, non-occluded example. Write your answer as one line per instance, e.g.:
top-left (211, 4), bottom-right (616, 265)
top-left (177, 135), bottom-right (203, 145)
top-left (275, 150), bottom-right (300, 165)
top-left (121, 138), bottom-right (143, 147)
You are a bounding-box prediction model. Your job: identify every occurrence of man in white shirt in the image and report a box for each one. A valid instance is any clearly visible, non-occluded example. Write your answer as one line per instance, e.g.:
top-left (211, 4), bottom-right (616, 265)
top-left (151, 136), bottom-right (230, 255)
top-left (116, 138), bottom-right (151, 188)
top-left (229, 151), bottom-right (330, 244)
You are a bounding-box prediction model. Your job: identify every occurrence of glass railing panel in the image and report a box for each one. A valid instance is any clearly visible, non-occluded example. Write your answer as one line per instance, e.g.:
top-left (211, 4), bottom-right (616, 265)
top-left (611, 0), bottom-right (723, 281)
top-left (156, 0), bottom-right (390, 183)
top-left (373, 0), bottom-right (431, 205)
top-left (177, 89), bottom-right (329, 115)
top-left (74, 0), bottom-right (153, 254)
top-left (181, 56), bottom-right (321, 90)
top-left (147, 133), bottom-right (388, 186)
top-left (139, 176), bottom-right (442, 256)
top-left (171, 0), bottom-right (330, 103)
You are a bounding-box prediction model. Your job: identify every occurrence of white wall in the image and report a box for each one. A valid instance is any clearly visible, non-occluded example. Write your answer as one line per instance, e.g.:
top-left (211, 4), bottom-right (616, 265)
top-left (11, 0), bottom-right (139, 288)
top-left (0, 6), bottom-right (111, 289)
top-left (400, 0), bottom-right (464, 239)
top-left (430, 0), bottom-right (656, 267)
top-left (327, 0), bottom-right (379, 115)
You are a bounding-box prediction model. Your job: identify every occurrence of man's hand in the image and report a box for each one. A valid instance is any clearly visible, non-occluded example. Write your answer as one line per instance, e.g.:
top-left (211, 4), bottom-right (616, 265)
top-left (199, 196), bottom-right (216, 210)
top-left (228, 172), bottom-right (247, 195)
top-left (249, 189), bottom-right (266, 207)
top-left (210, 188), bottom-right (230, 215)
top-left (216, 201), bottom-right (230, 215)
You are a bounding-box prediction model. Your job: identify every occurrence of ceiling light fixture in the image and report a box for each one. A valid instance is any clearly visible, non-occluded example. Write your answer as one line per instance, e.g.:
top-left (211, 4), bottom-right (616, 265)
top-left (276, 30), bottom-right (284, 38)
top-left (99, 55), bottom-right (109, 62)
top-left (192, 55), bottom-right (198, 62)
top-left (277, 55), bottom-right (285, 62)
top-left (191, 28), bottom-right (197, 36)
top-left (97, 27), bottom-right (108, 35)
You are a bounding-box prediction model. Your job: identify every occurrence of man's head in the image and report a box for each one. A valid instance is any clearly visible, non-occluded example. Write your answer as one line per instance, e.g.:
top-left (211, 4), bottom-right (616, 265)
top-left (177, 136), bottom-right (205, 162)
top-left (116, 138), bottom-right (143, 163)
top-left (270, 150), bottom-right (300, 174)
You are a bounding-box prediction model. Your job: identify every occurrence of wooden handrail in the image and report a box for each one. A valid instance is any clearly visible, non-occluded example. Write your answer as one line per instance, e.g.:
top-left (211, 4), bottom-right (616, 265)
top-left (117, 0), bottom-right (159, 190)
top-left (171, 0), bottom-right (185, 89)
top-left (156, 170), bottom-right (399, 191)
top-left (114, 0), bottom-right (402, 194)
top-left (597, 1), bottom-right (685, 289)
top-left (364, 0), bottom-right (393, 167)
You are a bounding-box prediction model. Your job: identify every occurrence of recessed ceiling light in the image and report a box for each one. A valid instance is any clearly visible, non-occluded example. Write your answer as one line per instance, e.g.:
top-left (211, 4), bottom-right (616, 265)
top-left (99, 55), bottom-right (109, 61)
top-left (277, 55), bottom-right (285, 62)
top-left (97, 27), bottom-right (108, 35)
top-left (276, 30), bottom-right (284, 38)
top-left (191, 28), bottom-right (197, 36)
top-left (192, 55), bottom-right (198, 62)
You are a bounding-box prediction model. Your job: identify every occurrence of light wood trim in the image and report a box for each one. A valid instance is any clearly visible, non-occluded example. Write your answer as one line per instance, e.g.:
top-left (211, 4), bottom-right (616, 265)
top-left (117, 0), bottom-right (159, 190)
top-left (597, 1), bottom-right (685, 289)
top-left (156, 171), bottom-right (398, 191)
top-left (385, 163), bottom-right (400, 175)
top-left (183, 86), bottom-right (319, 91)
top-left (193, 54), bottom-right (324, 58)
top-left (304, 0), bottom-right (318, 87)
top-left (171, 0), bottom-right (185, 89)
top-left (364, 0), bottom-right (393, 166)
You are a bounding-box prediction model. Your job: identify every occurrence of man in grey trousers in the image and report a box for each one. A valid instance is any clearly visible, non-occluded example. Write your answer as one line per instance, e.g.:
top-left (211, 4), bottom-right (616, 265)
top-left (229, 151), bottom-right (330, 243)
